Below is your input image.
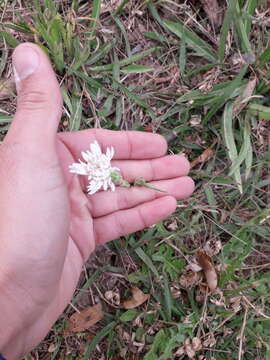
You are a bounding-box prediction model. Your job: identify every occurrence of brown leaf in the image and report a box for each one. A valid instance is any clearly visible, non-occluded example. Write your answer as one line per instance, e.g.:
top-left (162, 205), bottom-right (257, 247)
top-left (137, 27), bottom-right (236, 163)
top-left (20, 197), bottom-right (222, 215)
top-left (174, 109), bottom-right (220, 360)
top-left (179, 271), bottom-right (203, 289)
top-left (200, 0), bottom-right (223, 27)
top-left (0, 78), bottom-right (15, 100)
top-left (122, 287), bottom-right (149, 309)
top-left (192, 337), bottom-right (202, 351)
top-left (204, 239), bottom-right (222, 256)
top-left (191, 147), bottom-right (214, 168)
top-left (67, 303), bottom-right (103, 332)
top-left (197, 250), bottom-right (218, 291)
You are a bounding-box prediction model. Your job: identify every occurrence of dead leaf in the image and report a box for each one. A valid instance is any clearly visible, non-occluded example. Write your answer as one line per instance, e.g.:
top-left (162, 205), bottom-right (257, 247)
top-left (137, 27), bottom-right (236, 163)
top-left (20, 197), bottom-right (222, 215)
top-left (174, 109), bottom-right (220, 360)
top-left (191, 147), bottom-right (215, 168)
top-left (192, 337), bottom-right (202, 351)
top-left (105, 289), bottom-right (120, 306)
top-left (204, 239), bottom-right (222, 256)
top-left (199, 0), bottom-right (223, 27)
top-left (179, 271), bottom-right (203, 289)
top-left (197, 250), bottom-right (218, 291)
top-left (0, 78), bottom-right (15, 100)
top-left (122, 287), bottom-right (149, 309)
top-left (48, 343), bottom-right (57, 353)
top-left (67, 303), bottom-right (103, 332)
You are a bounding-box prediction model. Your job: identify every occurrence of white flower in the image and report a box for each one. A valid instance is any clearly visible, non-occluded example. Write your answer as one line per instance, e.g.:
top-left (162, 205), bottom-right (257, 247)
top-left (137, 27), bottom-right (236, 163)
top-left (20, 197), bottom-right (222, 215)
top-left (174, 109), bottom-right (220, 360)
top-left (69, 141), bottom-right (120, 195)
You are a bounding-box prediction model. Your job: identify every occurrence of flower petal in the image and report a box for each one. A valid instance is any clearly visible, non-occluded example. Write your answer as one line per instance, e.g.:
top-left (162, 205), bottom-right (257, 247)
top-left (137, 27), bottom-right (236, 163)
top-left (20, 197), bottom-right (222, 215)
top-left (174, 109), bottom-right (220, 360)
top-left (69, 162), bottom-right (88, 175)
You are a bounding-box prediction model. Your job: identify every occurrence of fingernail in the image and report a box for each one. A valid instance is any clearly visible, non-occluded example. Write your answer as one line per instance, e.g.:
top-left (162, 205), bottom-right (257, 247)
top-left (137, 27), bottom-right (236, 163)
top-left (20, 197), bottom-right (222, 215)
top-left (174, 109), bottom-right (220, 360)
top-left (12, 45), bottom-right (40, 83)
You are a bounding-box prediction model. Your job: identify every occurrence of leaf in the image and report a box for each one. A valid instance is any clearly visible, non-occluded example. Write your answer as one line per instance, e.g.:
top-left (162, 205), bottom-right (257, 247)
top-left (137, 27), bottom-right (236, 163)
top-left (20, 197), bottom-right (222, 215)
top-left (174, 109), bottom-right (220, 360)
top-left (88, 0), bottom-right (101, 43)
top-left (121, 64), bottom-right (154, 74)
top-left (0, 113), bottom-right (12, 123)
top-left (122, 287), bottom-right (150, 309)
top-left (67, 303), bottom-right (103, 332)
top-left (120, 309), bottom-right (138, 322)
top-left (0, 44), bottom-right (8, 78)
top-left (82, 321), bottom-right (116, 359)
top-left (163, 19), bottom-right (218, 63)
top-left (135, 247), bottom-right (159, 277)
top-left (196, 250), bottom-right (218, 291)
top-left (248, 104), bottom-right (270, 120)
top-left (222, 101), bottom-right (243, 193)
top-left (89, 47), bottom-right (159, 72)
top-left (190, 146), bottom-right (215, 168)
top-left (0, 30), bottom-right (19, 47)
top-left (218, 5), bottom-right (233, 62)
top-left (228, 118), bottom-right (252, 176)
top-left (179, 271), bottom-right (203, 289)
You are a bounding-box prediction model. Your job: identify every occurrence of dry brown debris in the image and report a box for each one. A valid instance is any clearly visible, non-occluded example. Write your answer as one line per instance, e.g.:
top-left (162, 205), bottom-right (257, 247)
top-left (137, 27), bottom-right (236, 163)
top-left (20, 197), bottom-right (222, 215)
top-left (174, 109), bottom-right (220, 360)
top-left (122, 287), bottom-right (150, 309)
top-left (197, 250), bottom-right (218, 291)
top-left (67, 302), bottom-right (103, 332)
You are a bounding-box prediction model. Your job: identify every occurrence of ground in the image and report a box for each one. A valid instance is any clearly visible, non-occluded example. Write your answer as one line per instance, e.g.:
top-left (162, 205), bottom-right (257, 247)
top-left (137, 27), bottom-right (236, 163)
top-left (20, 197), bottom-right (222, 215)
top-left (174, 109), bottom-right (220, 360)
top-left (0, 0), bottom-right (270, 359)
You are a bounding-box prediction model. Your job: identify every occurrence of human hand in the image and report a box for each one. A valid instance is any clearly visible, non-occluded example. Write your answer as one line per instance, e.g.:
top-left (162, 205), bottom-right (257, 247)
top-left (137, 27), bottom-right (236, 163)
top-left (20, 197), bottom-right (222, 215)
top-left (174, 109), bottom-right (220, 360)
top-left (0, 43), bottom-right (194, 359)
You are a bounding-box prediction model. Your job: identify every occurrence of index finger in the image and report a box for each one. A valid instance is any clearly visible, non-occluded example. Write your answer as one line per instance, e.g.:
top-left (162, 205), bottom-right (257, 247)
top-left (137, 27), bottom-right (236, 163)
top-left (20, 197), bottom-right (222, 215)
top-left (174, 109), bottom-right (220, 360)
top-left (58, 129), bottom-right (168, 160)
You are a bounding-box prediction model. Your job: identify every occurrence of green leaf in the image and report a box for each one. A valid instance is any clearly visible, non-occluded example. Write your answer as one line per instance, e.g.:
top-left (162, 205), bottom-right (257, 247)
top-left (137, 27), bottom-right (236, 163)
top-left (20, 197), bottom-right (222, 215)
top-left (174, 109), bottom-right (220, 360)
top-left (89, 47), bottom-right (159, 72)
top-left (258, 45), bottom-right (270, 68)
top-left (229, 0), bottom-right (253, 55)
top-left (87, 0), bottom-right (101, 45)
top-left (222, 102), bottom-right (243, 193)
top-left (82, 321), bottom-right (116, 359)
top-left (218, 5), bottom-right (233, 62)
top-left (86, 41), bottom-right (115, 66)
top-left (248, 104), bottom-right (270, 120)
top-left (114, 80), bottom-right (155, 118)
top-left (112, 15), bottom-right (131, 57)
top-left (120, 309), bottom-right (138, 322)
top-left (98, 95), bottom-right (114, 117)
top-left (229, 117), bottom-right (252, 176)
top-left (163, 19), bottom-right (218, 63)
top-left (0, 113), bottom-right (12, 123)
top-left (135, 247), bottom-right (159, 278)
top-left (0, 43), bottom-right (8, 77)
top-left (0, 30), bottom-right (19, 47)
top-left (121, 64), bottom-right (154, 74)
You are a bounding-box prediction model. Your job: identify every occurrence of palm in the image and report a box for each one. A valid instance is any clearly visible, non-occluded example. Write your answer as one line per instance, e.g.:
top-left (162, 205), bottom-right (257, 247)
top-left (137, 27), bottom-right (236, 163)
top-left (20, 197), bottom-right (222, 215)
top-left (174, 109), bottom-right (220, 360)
top-left (55, 128), bottom-right (196, 305)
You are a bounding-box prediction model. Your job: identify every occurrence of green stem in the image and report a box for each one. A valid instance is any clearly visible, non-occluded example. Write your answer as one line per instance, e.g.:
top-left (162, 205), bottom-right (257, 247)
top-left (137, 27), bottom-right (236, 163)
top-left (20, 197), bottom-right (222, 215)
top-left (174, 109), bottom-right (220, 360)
top-left (134, 178), bottom-right (167, 193)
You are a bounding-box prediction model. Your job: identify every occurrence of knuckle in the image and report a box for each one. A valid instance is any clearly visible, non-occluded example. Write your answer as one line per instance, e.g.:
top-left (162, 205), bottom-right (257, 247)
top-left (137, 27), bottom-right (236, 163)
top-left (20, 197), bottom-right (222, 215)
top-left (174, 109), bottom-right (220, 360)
top-left (18, 89), bottom-right (51, 111)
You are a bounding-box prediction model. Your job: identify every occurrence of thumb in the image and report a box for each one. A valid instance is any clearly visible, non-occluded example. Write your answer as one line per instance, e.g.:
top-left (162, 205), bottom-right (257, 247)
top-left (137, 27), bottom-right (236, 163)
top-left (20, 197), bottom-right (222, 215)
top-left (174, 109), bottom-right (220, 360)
top-left (5, 43), bottom-right (62, 146)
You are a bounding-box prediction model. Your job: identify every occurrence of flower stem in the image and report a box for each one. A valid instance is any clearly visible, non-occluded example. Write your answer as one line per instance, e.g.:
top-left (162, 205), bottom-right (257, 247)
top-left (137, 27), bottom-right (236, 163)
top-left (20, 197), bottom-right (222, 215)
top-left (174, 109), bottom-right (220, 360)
top-left (111, 172), bottom-right (131, 187)
top-left (134, 178), bottom-right (167, 193)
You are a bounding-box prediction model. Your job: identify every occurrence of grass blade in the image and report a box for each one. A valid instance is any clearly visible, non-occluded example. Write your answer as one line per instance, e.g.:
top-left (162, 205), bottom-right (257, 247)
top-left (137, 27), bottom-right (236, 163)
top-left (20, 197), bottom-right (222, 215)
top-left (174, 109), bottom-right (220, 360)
top-left (121, 64), bottom-right (154, 73)
top-left (82, 321), bottom-right (116, 359)
top-left (112, 15), bottom-right (131, 57)
top-left (222, 102), bottom-right (243, 193)
top-left (135, 247), bottom-right (159, 278)
top-left (163, 19), bottom-right (218, 63)
top-left (218, 5), bottom-right (233, 62)
top-left (87, 0), bottom-right (101, 46)
top-left (0, 30), bottom-right (19, 47)
top-left (229, 117), bottom-right (252, 176)
top-left (89, 47), bottom-right (159, 72)
top-left (248, 104), bottom-right (270, 120)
